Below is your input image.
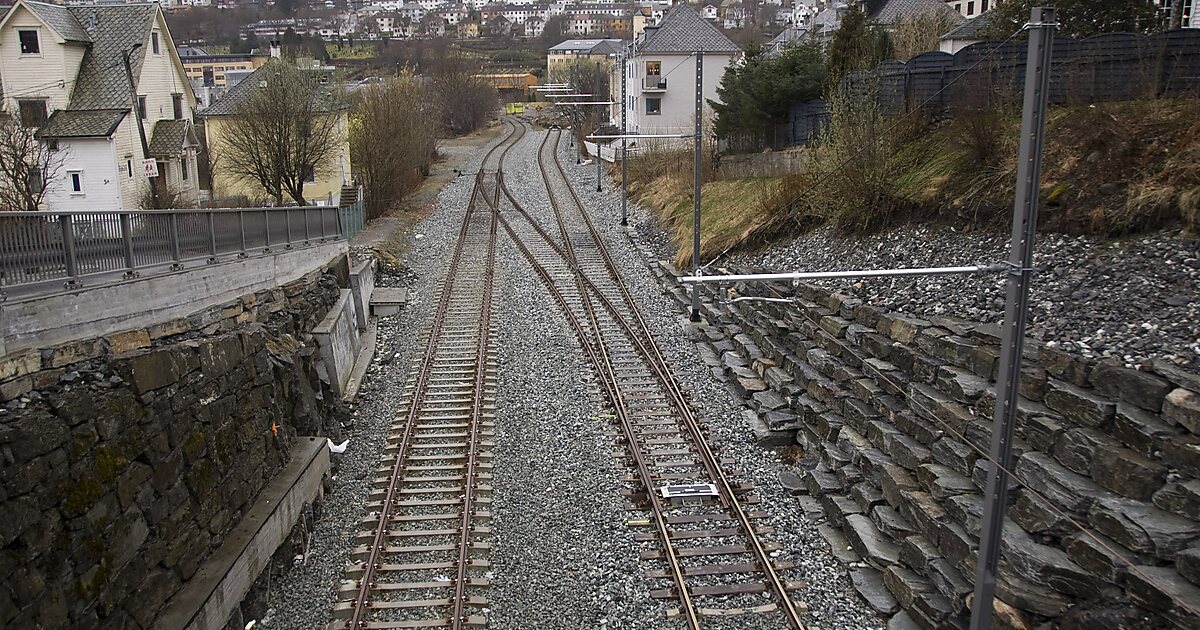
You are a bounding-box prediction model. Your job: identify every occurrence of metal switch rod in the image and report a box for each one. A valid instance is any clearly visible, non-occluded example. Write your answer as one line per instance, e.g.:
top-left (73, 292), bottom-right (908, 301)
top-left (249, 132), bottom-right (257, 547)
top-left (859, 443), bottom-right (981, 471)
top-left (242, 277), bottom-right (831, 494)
top-left (680, 264), bottom-right (1002, 284)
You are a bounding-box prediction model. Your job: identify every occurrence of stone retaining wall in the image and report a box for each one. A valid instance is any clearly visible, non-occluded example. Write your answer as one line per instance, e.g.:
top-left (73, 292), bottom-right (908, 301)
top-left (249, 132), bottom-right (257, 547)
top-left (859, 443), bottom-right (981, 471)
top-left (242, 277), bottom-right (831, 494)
top-left (0, 267), bottom-right (348, 629)
top-left (661, 263), bottom-right (1200, 629)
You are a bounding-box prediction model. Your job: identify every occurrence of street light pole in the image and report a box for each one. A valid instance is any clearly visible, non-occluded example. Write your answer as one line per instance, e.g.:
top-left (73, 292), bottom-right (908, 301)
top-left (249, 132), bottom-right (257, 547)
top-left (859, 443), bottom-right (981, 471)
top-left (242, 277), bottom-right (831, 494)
top-left (122, 43), bottom-right (159, 209)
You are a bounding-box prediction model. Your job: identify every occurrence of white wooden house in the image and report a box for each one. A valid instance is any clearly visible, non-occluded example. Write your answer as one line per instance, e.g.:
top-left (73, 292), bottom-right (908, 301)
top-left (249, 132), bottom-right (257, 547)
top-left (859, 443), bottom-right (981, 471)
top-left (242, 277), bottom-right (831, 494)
top-left (0, 1), bottom-right (199, 211)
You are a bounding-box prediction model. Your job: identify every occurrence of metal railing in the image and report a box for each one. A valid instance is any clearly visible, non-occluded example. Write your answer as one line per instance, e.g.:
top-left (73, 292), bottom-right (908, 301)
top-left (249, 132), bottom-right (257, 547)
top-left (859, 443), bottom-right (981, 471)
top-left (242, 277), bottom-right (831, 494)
top-left (644, 75), bottom-right (666, 90)
top-left (340, 198), bottom-right (365, 240)
top-left (0, 206), bottom-right (345, 296)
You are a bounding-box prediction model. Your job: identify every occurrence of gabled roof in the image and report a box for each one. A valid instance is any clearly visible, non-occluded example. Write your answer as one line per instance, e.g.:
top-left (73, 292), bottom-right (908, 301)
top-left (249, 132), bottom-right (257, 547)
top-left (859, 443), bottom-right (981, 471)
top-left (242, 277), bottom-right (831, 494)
top-left (198, 60), bottom-right (343, 118)
top-left (147, 119), bottom-right (198, 156)
top-left (35, 109), bottom-right (127, 139)
top-left (23, 1), bottom-right (91, 44)
top-left (548, 37), bottom-right (625, 53)
top-left (66, 4), bottom-right (160, 110)
top-left (869, 0), bottom-right (963, 26)
top-left (639, 4), bottom-right (739, 53)
top-left (941, 10), bottom-right (992, 40)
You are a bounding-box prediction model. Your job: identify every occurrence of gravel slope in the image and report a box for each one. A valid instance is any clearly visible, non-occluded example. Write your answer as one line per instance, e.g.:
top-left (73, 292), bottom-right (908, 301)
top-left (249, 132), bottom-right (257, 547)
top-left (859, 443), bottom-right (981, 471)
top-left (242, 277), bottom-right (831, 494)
top-left (731, 226), bottom-right (1200, 370)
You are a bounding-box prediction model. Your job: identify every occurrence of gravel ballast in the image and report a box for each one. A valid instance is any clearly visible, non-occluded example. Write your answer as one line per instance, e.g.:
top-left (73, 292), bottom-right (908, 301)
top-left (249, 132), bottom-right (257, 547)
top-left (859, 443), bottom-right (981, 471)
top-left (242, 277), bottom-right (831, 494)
top-left (559, 136), bottom-right (885, 630)
top-left (730, 226), bottom-right (1200, 370)
top-left (263, 121), bottom-right (888, 629)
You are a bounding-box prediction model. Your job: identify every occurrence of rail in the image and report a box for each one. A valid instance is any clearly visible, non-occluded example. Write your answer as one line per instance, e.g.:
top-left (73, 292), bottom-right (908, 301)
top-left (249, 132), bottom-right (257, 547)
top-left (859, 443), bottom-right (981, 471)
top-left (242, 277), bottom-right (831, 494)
top-left (0, 204), bottom-right (357, 297)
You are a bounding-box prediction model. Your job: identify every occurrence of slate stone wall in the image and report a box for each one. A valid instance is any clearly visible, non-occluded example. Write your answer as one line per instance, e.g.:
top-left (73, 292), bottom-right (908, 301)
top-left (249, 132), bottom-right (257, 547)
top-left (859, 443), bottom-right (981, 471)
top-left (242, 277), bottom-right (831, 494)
top-left (671, 265), bottom-right (1200, 629)
top-left (0, 268), bottom-right (347, 629)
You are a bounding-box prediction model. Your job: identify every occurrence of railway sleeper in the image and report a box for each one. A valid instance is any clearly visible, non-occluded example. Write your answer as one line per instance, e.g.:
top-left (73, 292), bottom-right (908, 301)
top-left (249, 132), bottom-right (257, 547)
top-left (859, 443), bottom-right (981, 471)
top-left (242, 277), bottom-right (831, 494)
top-left (645, 559), bottom-right (795, 579)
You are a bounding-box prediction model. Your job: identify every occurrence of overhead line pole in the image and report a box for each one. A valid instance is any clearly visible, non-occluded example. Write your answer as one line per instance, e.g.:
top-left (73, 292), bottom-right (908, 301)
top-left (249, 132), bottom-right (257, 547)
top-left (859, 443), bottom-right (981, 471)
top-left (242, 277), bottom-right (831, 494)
top-left (969, 8), bottom-right (1056, 629)
top-left (690, 51), bottom-right (703, 322)
top-left (621, 53), bottom-right (628, 225)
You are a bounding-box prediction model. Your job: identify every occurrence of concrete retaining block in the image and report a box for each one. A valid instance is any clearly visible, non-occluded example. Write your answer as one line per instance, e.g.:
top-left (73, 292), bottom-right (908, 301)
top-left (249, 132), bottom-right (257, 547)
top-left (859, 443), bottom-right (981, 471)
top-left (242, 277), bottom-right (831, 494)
top-left (313, 289), bottom-right (361, 396)
top-left (349, 258), bottom-right (376, 332)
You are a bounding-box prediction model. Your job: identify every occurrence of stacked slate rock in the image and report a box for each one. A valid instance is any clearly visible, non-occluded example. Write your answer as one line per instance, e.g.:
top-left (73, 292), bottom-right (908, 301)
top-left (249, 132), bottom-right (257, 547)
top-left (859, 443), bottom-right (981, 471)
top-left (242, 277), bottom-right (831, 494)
top-left (654, 262), bottom-right (1200, 630)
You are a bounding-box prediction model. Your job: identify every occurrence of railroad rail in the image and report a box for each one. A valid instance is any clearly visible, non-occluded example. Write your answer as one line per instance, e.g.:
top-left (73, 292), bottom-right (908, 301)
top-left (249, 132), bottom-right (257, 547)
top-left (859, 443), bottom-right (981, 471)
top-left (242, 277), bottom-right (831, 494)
top-left (489, 119), bottom-right (807, 629)
top-left (329, 124), bottom-right (521, 629)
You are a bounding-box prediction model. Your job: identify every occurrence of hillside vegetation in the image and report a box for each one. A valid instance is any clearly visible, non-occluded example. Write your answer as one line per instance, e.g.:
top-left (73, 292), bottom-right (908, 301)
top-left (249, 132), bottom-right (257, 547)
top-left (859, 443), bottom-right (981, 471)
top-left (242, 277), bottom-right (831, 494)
top-left (628, 98), bottom-right (1200, 267)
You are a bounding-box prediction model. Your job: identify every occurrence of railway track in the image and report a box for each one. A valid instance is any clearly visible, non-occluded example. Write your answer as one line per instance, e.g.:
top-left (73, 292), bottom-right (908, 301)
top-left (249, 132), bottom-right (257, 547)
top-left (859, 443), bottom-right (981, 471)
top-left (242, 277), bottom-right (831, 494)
top-left (332, 117), bottom-right (805, 629)
top-left (329, 124), bottom-right (522, 630)
top-left (489, 120), bottom-right (807, 629)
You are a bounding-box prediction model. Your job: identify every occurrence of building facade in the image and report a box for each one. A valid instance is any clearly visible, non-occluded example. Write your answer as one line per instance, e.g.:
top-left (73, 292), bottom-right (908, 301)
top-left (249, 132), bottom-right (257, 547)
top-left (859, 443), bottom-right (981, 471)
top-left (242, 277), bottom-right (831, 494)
top-left (0, 1), bottom-right (200, 211)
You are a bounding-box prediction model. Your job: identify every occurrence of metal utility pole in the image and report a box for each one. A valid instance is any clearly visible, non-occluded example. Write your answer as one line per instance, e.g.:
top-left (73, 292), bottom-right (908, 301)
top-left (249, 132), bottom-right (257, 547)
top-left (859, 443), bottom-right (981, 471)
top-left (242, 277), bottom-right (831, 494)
top-left (123, 43), bottom-right (158, 209)
top-left (970, 8), bottom-right (1056, 629)
top-left (620, 53), bottom-right (628, 226)
top-left (595, 61), bottom-right (603, 191)
top-left (689, 51), bottom-right (703, 322)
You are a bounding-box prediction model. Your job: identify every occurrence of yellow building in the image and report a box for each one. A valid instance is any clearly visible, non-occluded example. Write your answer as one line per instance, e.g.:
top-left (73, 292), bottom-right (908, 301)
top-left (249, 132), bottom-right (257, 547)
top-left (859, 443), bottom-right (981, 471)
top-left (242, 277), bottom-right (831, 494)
top-left (546, 38), bottom-right (625, 82)
top-left (199, 61), bottom-right (352, 206)
top-left (181, 50), bottom-right (269, 88)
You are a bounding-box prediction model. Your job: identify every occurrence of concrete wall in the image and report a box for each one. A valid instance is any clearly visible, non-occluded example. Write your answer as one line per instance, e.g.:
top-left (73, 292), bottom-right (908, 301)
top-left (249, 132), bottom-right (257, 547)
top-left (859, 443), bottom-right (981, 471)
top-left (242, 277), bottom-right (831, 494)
top-left (348, 258), bottom-right (376, 332)
top-left (0, 239), bottom-right (348, 357)
top-left (671, 264), bottom-right (1200, 629)
top-left (717, 148), bottom-right (806, 179)
top-left (312, 288), bottom-right (361, 396)
top-left (0, 268), bottom-right (346, 629)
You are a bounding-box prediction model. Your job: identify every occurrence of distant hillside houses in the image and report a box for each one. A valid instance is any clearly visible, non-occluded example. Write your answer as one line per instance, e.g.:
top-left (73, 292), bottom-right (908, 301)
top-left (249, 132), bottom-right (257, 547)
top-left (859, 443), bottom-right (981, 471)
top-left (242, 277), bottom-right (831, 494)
top-left (149, 0), bottom-right (836, 43)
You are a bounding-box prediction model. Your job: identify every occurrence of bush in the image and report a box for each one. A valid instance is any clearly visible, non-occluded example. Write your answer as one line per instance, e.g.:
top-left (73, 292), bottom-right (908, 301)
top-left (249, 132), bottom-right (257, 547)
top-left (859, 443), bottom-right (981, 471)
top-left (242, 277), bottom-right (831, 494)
top-left (350, 72), bottom-right (441, 219)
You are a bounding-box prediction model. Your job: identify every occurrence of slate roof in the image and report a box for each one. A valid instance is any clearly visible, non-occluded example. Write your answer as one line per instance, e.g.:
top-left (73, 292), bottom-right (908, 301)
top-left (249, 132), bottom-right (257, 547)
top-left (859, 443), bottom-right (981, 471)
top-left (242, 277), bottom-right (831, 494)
top-left (65, 4), bottom-right (160, 111)
top-left (198, 60), bottom-right (345, 118)
top-left (35, 109), bottom-right (126, 138)
top-left (766, 25), bottom-right (809, 55)
top-left (941, 10), bottom-right (992, 40)
top-left (24, 1), bottom-right (91, 43)
top-left (639, 4), bottom-right (740, 54)
top-left (548, 38), bottom-right (625, 54)
top-left (870, 0), bottom-right (963, 26)
top-left (147, 119), bottom-right (196, 156)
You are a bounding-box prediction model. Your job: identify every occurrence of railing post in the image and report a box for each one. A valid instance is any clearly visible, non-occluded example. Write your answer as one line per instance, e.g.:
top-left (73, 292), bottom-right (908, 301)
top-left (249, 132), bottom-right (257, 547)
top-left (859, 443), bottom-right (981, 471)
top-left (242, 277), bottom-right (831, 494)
top-left (285, 208), bottom-right (293, 249)
top-left (303, 206), bottom-right (311, 244)
top-left (169, 213), bottom-right (182, 270)
top-left (263, 209), bottom-right (271, 253)
top-left (206, 211), bottom-right (218, 264)
top-left (238, 210), bottom-right (248, 258)
top-left (59, 214), bottom-right (80, 288)
top-left (119, 212), bottom-right (138, 278)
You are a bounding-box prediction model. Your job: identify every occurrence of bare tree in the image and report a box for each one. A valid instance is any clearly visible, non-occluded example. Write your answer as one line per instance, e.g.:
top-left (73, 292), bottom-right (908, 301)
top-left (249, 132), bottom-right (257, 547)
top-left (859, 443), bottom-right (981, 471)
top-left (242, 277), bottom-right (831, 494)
top-left (219, 62), bottom-right (345, 205)
top-left (430, 53), bottom-right (498, 136)
top-left (0, 116), bottom-right (66, 211)
top-left (350, 71), bottom-right (441, 218)
top-left (890, 10), bottom-right (962, 61)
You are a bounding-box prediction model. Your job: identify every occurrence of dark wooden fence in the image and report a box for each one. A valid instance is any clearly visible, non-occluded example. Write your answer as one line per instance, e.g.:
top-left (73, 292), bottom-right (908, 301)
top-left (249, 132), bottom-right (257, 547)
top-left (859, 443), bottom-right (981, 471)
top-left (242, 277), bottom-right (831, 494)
top-left (762, 29), bottom-right (1200, 153)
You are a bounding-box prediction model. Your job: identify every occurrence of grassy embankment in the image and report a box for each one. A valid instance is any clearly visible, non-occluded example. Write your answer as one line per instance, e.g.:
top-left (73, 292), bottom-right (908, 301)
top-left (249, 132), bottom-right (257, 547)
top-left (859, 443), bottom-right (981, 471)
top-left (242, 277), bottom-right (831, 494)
top-left (627, 99), bottom-right (1200, 268)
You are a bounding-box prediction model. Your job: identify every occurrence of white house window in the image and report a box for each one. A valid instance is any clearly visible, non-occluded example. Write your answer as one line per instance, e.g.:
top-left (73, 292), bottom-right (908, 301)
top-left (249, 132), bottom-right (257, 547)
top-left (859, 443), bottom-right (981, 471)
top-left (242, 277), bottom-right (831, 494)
top-left (127, 158), bottom-right (133, 177)
top-left (68, 171), bottom-right (83, 195)
top-left (152, 31), bottom-right (160, 54)
top-left (646, 97), bottom-right (661, 115)
top-left (181, 158), bottom-right (189, 181)
top-left (18, 29), bottom-right (39, 55)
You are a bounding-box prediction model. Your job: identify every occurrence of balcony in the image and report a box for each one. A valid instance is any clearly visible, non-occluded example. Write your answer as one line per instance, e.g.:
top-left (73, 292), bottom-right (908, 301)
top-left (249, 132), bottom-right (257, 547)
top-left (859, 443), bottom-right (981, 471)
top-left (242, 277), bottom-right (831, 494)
top-left (643, 75), bottom-right (666, 91)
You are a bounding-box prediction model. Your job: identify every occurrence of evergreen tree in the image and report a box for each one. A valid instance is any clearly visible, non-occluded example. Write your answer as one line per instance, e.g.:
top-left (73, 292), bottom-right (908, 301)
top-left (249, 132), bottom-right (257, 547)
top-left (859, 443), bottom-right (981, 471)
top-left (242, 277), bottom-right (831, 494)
top-left (711, 42), bottom-right (827, 138)
top-left (827, 3), bottom-right (893, 85)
